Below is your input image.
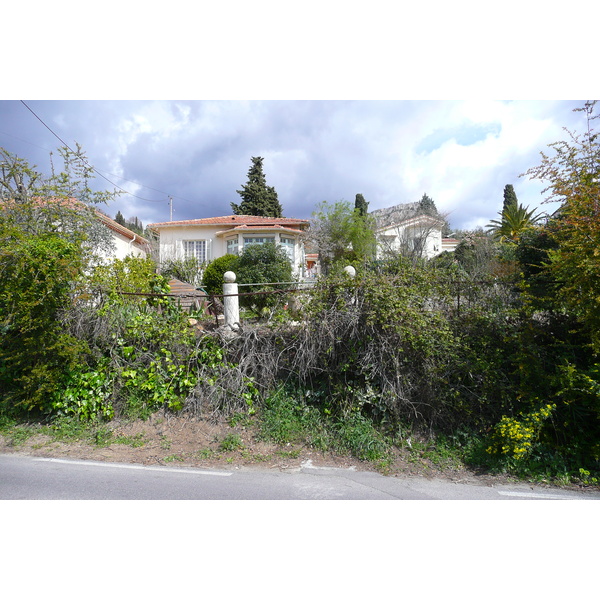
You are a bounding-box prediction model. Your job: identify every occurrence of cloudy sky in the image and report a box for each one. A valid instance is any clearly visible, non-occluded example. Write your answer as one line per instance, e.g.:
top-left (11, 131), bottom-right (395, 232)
top-left (2, 3), bottom-right (596, 235)
top-left (0, 99), bottom-right (590, 232)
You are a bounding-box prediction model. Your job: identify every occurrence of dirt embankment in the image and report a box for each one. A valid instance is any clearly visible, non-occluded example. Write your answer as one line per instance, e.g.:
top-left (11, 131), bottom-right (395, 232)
top-left (0, 413), bottom-right (525, 488)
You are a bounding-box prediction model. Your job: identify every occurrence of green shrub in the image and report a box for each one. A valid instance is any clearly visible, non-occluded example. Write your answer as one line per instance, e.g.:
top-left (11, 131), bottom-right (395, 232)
top-left (235, 243), bottom-right (293, 316)
top-left (0, 231), bottom-right (88, 415)
top-left (219, 433), bottom-right (244, 452)
top-left (258, 388), bottom-right (331, 449)
top-left (334, 412), bottom-right (390, 461)
top-left (89, 256), bottom-right (170, 309)
top-left (120, 348), bottom-right (198, 415)
top-left (202, 254), bottom-right (240, 296)
top-left (51, 366), bottom-right (114, 422)
top-left (161, 256), bottom-right (205, 287)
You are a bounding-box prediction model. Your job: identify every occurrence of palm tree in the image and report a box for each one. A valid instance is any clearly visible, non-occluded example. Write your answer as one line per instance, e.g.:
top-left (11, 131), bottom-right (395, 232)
top-left (486, 202), bottom-right (543, 242)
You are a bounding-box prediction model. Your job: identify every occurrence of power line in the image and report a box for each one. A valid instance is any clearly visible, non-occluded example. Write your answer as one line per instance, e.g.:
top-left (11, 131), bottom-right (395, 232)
top-left (0, 129), bottom-right (54, 153)
top-left (1, 126), bottom-right (197, 206)
top-left (19, 100), bottom-right (170, 205)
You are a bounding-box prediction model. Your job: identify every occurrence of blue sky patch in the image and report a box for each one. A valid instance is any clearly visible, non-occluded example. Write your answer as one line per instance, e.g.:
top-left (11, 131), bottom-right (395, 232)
top-left (417, 122), bottom-right (502, 154)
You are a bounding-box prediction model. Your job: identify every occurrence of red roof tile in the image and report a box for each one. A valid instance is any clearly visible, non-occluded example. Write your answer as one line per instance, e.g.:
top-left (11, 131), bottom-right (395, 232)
top-left (96, 212), bottom-right (150, 245)
top-left (148, 215), bottom-right (309, 228)
top-left (7, 196), bottom-right (150, 245)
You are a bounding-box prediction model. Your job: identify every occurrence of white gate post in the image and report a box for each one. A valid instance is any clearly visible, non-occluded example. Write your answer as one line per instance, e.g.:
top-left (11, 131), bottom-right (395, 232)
top-left (223, 271), bottom-right (240, 330)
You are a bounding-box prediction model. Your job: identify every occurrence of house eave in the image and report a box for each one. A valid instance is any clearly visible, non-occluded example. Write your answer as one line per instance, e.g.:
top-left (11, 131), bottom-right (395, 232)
top-left (214, 225), bottom-right (306, 237)
top-left (375, 214), bottom-right (444, 234)
top-left (148, 215), bottom-right (310, 232)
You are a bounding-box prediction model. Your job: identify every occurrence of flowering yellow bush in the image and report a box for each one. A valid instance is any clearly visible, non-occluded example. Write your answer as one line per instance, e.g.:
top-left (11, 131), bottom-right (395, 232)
top-left (487, 403), bottom-right (555, 460)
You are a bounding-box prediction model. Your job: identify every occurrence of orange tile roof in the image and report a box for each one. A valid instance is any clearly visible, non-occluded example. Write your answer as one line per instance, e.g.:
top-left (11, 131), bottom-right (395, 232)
top-left (148, 215), bottom-right (309, 228)
top-left (96, 211), bottom-right (150, 245)
top-left (7, 196), bottom-right (150, 245)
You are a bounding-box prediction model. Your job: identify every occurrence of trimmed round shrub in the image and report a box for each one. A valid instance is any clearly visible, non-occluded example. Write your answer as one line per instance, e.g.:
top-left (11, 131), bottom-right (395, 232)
top-left (202, 254), bottom-right (240, 295)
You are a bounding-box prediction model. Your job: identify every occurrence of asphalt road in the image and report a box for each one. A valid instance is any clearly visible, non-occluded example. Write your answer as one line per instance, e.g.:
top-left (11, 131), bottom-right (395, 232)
top-left (2, 453), bottom-right (599, 500)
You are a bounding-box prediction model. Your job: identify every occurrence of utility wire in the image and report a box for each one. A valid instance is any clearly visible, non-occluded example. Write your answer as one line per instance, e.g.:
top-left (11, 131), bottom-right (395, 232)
top-left (1, 127), bottom-right (197, 205)
top-left (19, 100), bottom-right (169, 204)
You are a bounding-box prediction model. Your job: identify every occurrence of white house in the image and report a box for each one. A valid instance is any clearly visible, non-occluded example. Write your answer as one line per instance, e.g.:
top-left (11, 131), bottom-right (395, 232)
top-left (2, 196), bottom-right (151, 262)
top-left (96, 211), bottom-right (151, 261)
top-left (148, 215), bottom-right (310, 278)
top-left (441, 237), bottom-right (460, 253)
top-left (371, 202), bottom-right (446, 260)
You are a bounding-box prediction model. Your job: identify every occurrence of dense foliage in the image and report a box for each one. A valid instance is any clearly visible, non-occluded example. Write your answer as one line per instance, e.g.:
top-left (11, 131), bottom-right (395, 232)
top-left (523, 101), bottom-right (600, 352)
top-left (0, 229), bottom-right (88, 413)
top-left (159, 256), bottom-right (205, 288)
top-left (309, 199), bottom-right (377, 274)
top-left (201, 254), bottom-right (240, 296)
top-left (235, 242), bottom-right (293, 316)
top-left (502, 183), bottom-right (518, 213)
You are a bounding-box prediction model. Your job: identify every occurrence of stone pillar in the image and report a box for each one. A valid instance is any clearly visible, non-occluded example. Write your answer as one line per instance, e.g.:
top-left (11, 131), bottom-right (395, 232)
top-left (223, 271), bottom-right (240, 330)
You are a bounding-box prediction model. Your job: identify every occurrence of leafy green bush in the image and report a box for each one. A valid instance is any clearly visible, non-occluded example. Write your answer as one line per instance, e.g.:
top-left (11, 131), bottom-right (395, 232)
top-left (258, 388), bottom-right (331, 449)
top-left (120, 348), bottom-right (198, 416)
top-left (0, 230), bottom-right (89, 415)
top-left (51, 366), bottom-right (114, 421)
top-left (235, 242), bottom-right (293, 316)
top-left (201, 253), bottom-right (240, 296)
top-left (89, 256), bottom-right (168, 307)
top-left (333, 411), bottom-right (390, 461)
top-left (160, 256), bottom-right (205, 287)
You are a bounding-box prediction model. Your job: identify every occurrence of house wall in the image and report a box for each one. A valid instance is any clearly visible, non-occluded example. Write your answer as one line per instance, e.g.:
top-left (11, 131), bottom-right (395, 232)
top-left (441, 238), bottom-right (459, 253)
top-left (156, 225), bottom-right (306, 277)
top-left (112, 232), bottom-right (148, 260)
top-left (96, 231), bottom-right (149, 262)
top-left (376, 222), bottom-right (442, 260)
top-left (157, 225), bottom-right (224, 263)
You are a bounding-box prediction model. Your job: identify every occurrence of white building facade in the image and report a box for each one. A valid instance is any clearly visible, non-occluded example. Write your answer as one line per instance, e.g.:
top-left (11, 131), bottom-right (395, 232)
top-left (148, 215), bottom-right (310, 278)
top-left (371, 202), bottom-right (446, 260)
top-left (96, 212), bottom-right (151, 262)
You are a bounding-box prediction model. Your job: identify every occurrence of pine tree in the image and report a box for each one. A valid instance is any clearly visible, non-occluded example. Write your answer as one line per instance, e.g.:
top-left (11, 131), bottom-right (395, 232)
top-left (114, 210), bottom-right (125, 226)
top-left (231, 156), bottom-right (283, 217)
top-left (354, 193), bottom-right (369, 217)
top-left (503, 184), bottom-right (518, 213)
top-left (418, 193), bottom-right (438, 215)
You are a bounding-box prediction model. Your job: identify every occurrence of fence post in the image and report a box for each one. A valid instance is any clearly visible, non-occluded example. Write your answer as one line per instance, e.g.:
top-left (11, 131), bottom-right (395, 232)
top-left (223, 271), bottom-right (240, 331)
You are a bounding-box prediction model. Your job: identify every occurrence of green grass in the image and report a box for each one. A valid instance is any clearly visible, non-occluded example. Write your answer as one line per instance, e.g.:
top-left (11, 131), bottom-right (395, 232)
top-left (0, 415), bottom-right (149, 450)
top-left (112, 433), bottom-right (147, 448)
top-left (0, 421), bottom-right (40, 446)
top-left (163, 454), bottom-right (185, 463)
top-left (196, 448), bottom-right (218, 460)
top-left (218, 433), bottom-right (244, 452)
top-left (257, 388), bottom-right (390, 462)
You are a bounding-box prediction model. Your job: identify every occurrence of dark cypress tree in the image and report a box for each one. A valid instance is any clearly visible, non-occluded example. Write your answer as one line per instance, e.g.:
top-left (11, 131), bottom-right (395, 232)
top-left (231, 156), bottom-right (283, 217)
top-left (354, 193), bottom-right (369, 216)
top-left (503, 184), bottom-right (518, 213)
top-left (418, 193), bottom-right (438, 215)
top-left (114, 210), bottom-right (126, 226)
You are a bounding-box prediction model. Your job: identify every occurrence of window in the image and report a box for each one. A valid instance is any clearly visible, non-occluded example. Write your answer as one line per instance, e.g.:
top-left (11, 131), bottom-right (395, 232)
top-left (243, 236), bottom-right (275, 246)
top-left (226, 236), bottom-right (239, 255)
top-left (279, 236), bottom-right (295, 261)
top-left (183, 240), bottom-right (208, 262)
